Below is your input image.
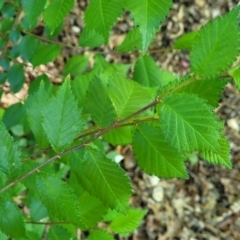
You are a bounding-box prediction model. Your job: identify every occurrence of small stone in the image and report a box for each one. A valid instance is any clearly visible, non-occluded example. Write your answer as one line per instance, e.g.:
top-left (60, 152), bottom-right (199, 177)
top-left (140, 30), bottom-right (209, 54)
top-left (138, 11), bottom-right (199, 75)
top-left (152, 186), bottom-right (164, 202)
top-left (227, 118), bottom-right (239, 131)
top-left (148, 176), bottom-right (159, 187)
top-left (72, 26), bottom-right (80, 33)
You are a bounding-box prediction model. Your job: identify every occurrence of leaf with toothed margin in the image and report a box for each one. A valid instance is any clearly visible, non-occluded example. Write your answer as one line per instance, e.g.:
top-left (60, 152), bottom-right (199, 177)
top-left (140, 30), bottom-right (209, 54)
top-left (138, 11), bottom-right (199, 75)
top-left (200, 133), bottom-right (232, 168)
top-left (133, 123), bottom-right (188, 178)
top-left (42, 77), bottom-right (83, 152)
top-left (190, 6), bottom-right (240, 78)
top-left (160, 93), bottom-right (220, 153)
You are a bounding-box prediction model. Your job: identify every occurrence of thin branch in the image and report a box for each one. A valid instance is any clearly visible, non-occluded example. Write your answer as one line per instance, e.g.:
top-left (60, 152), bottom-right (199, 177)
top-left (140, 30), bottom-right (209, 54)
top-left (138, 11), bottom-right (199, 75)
top-left (25, 221), bottom-right (70, 225)
top-left (0, 99), bottom-right (160, 194)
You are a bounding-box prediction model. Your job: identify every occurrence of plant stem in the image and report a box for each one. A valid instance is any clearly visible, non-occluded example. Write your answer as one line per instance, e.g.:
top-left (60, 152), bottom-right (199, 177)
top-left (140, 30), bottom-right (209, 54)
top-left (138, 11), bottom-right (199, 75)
top-left (0, 99), bottom-right (160, 194)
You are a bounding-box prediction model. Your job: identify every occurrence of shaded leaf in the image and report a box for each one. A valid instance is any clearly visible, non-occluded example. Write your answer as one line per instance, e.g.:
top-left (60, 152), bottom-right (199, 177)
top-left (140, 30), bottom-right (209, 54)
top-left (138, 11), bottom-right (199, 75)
top-left (48, 226), bottom-right (73, 240)
top-left (0, 196), bottom-right (26, 237)
top-left (22, 0), bottom-right (47, 28)
top-left (26, 82), bottom-right (51, 148)
top-left (7, 64), bottom-right (25, 93)
top-left (86, 76), bottom-right (117, 128)
top-left (173, 31), bottom-right (198, 50)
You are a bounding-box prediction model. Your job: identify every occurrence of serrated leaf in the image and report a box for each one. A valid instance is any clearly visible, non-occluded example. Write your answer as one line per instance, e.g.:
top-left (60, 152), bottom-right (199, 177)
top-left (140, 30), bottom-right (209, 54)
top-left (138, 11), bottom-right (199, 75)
top-left (78, 191), bottom-right (107, 228)
top-left (26, 82), bottom-right (51, 148)
top-left (173, 31), bottom-right (198, 50)
top-left (175, 78), bottom-right (229, 107)
top-left (161, 93), bottom-right (220, 153)
top-left (8, 64), bottom-right (25, 93)
top-left (22, 0), bottom-right (47, 28)
top-left (110, 208), bottom-right (147, 236)
top-left (133, 123), bottom-right (187, 178)
top-left (43, 0), bottom-right (74, 32)
top-left (117, 27), bottom-right (142, 52)
top-left (0, 196), bottom-right (26, 237)
top-left (63, 55), bottom-right (89, 77)
top-left (86, 76), bottom-right (117, 128)
top-left (124, 0), bottom-right (172, 53)
top-left (108, 76), bottom-right (153, 119)
top-left (71, 71), bottom-right (95, 108)
top-left (79, 28), bottom-right (105, 47)
top-left (87, 230), bottom-right (114, 240)
top-left (84, 0), bottom-right (123, 41)
top-left (190, 6), bottom-right (240, 77)
top-left (29, 197), bottom-right (48, 222)
top-left (71, 147), bottom-right (132, 213)
top-left (36, 174), bottom-right (86, 228)
top-left (103, 126), bottom-right (132, 145)
top-left (31, 43), bottom-right (61, 67)
top-left (133, 55), bottom-right (176, 88)
top-left (42, 78), bottom-right (83, 152)
top-left (200, 133), bottom-right (231, 168)
top-left (48, 226), bottom-right (73, 240)
top-left (0, 121), bottom-right (22, 180)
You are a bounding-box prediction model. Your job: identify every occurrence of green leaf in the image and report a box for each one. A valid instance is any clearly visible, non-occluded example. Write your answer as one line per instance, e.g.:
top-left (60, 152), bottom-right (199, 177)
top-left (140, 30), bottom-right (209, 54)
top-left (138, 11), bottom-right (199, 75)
top-left (103, 126), bottom-right (132, 145)
top-left (2, 103), bottom-right (25, 129)
top-left (78, 191), bottom-right (107, 228)
top-left (71, 147), bottom-right (132, 213)
top-left (26, 82), bottom-right (51, 148)
top-left (28, 74), bottom-right (51, 95)
top-left (0, 196), bottom-right (26, 237)
top-left (133, 55), bottom-right (176, 88)
top-left (133, 123), bottom-right (187, 178)
top-left (230, 68), bottom-right (240, 91)
top-left (160, 93), bottom-right (220, 153)
top-left (22, 0), bottom-right (47, 28)
top-left (86, 76), bottom-right (117, 128)
top-left (18, 35), bottom-right (41, 62)
top-left (43, 0), bottom-right (74, 32)
top-left (173, 31), bottom-right (198, 50)
top-left (42, 78), bottom-right (83, 152)
top-left (84, 0), bottom-right (122, 41)
top-left (200, 133), bottom-right (232, 168)
top-left (79, 28), bottom-right (105, 47)
top-left (108, 76), bottom-right (153, 119)
top-left (31, 43), bottom-right (61, 67)
top-left (110, 208), bottom-right (147, 236)
top-left (0, 73), bottom-right (7, 84)
top-left (175, 78), bottom-right (229, 108)
top-left (48, 226), bottom-right (73, 240)
top-left (7, 64), bottom-right (25, 93)
top-left (87, 230), bottom-right (114, 240)
top-left (124, 0), bottom-right (172, 53)
top-left (117, 27), bottom-right (142, 52)
top-left (0, 121), bottom-right (22, 180)
top-left (36, 174), bottom-right (87, 228)
top-left (71, 71), bottom-right (95, 108)
top-left (29, 198), bottom-right (48, 222)
top-left (190, 6), bottom-right (240, 78)
top-left (63, 55), bottom-right (89, 77)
